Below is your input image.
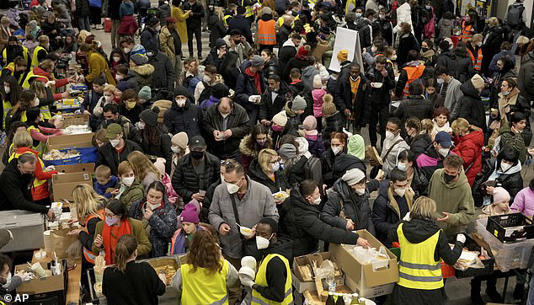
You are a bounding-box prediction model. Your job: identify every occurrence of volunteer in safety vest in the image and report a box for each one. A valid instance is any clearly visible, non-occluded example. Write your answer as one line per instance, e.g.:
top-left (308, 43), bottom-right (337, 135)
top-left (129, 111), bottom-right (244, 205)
top-left (31, 35), bottom-right (50, 69)
top-left (1, 56), bottom-right (30, 87)
top-left (459, 11), bottom-right (476, 41)
top-left (395, 53), bottom-right (426, 98)
top-left (8, 130), bottom-right (57, 205)
top-left (68, 184), bottom-right (106, 265)
top-left (178, 230), bottom-right (240, 305)
top-left (4, 90), bottom-right (38, 131)
top-left (466, 34), bottom-right (483, 72)
top-left (241, 218), bottom-right (293, 305)
top-left (256, 7), bottom-right (277, 52)
top-left (2, 36), bottom-right (30, 67)
top-left (391, 196), bottom-right (465, 305)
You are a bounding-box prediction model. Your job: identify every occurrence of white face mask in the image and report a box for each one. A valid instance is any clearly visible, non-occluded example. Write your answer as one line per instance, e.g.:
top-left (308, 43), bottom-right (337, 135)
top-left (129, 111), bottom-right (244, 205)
top-left (226, 182), bottom-right (240, 194)
top-left (110, 138), bottom-right (121, 147)
top-left (4, 86), bottom-right (10, 94)
top-left (105, 95), bottom-right (113, 102)
top-left (476, 42), bottom-right (482, 47)
top-left (391, 55), bottom-right (397, 61)
top-left (256, 235), bottom-right (271, 250)
top-left (155, 25), bottom-right (161, 32)
top-left (354, 187), bottom-right (365, 196)
top-left (122, 176), bottom-right (135, 186)
top-left (371, 46), bottom-right (377, 53)
top-left (272, 162), bottom-right (280, 172)
top-left (385, 130), bottom-right (395, 140)
top-left (203, 75), bottom-right (212, 83)
top-left (137, 121), bottom-right (145, 130)
top-left (1, 272), bottom-right (12, 288)
top-left (311, 197), bottom-right (321, 205)
top-left (147, 202), bottom-right (161, 210)
top-left (331, 145), bottom-right (342, 155)
top-left (220, 174), bottom-right (226, 184)
top-left (436, 78), bottom-right (444, 84)
top-left (34, 97), bottom-right (40, 106)
top-left (221, 112), bottom-right (229, 119)
top-left (500, 162), bottom-right (512, 172)
top-left (123, 47), bottom-right (131, 54)
top-left (394, 187), bottom-right (406, 197)
top-left (397, 162), bottom-right (407, 171)
top-left (176, 98), bottom-right (186, 107)
top-left (171, 146), bottom-right (181, 154)
top-left (113, 56), bottom-right (121, 62)
top-left (438, 147), bottom-right (449, 157)
top-left (116, 74), bottom-right (124, 81)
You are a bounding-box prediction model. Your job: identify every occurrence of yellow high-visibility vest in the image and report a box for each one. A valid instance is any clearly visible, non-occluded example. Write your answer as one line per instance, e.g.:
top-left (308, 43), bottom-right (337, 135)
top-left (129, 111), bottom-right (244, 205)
top-left (31, 45), bottom-right (46, 69)
top-left (252, 254), bottom-right (293, 305)
top-left (180, 259), bottom-right (229, 305)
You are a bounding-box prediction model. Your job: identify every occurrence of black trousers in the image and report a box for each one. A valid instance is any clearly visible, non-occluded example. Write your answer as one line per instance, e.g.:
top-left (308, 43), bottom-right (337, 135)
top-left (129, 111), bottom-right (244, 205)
top-left (368, 105), bottom-right (389, 147)
top-left (187, 26), bottom-right (202, 57)
top-left (89, 6), bottom-right (101, 25)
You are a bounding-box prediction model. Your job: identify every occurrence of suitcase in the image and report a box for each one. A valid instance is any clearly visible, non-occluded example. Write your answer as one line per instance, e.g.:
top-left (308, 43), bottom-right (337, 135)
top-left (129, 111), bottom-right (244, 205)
top-left (104, 18), bottom-right (112, 33)
top-left (0, 210), bottom-right (45, 252)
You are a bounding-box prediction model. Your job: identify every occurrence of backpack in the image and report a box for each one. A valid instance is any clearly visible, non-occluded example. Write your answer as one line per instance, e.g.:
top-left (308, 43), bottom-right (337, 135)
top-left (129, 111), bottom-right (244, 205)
top-left (304, 156), bottom-right (321, 181)
top-left (507, 4), bottom-right (524, 27)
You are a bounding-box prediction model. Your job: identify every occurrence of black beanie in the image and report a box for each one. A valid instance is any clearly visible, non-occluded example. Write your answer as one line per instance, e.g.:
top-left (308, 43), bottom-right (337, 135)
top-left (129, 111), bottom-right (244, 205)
top-left (140, 107), bottom-right (160, 127)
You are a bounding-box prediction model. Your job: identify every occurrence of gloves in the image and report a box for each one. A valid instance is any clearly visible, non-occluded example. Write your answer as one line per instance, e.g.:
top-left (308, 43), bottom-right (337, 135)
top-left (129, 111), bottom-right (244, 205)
top-left (241, 277), bottom-right (255, 288)
top-left (402, 212), bottom-right (411, 221)
top-left (456, 233), bottom-right (466, 244)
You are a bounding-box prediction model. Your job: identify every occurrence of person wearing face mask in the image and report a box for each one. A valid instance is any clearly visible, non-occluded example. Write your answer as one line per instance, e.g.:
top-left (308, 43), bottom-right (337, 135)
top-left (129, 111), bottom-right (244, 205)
top-left (96, 123), bottom-right (143, 176)
top-left (172, 135), bottom-right (221, 207)
top-left (128, 181), bottom-right (177, 257)
top-left (372, 168), bottom-right (414, 246)
top-left (97, 103), bottom-right (141, 144)
top-left (248, 149), bottom-right (289, 205)
top-left (208, 159), bottom-right (279, 266)
top-left (259, 74), bottom-right (289, 127)
top-left (239, 124), bottom-right (273, 172)
top-left (119, 89), bottom-right (143, 123)
top-left (322, 168), bottom-right (376, 235)
top-left (194, 64), bottom-right (223, 104)
top-left (417, 131), bottom-right (456, 182)
top-left (435, 66), bottom-right (463, 116)
top-left (128, 54), bottom-right (155, 89)
top-left (335, 62), bottom-right (368, 129)
top-left (109, 50), bottom-right (127, 75)
top-left (116, 160), bottom-right (145, 210)
top-left (81, 76), bottom-right (106, 114)
top-left (321, 132), bottom-right (347, 187)
top-left (92, 199), bottom-right (151, 264)
top-left (450, 118), bottom-right (483, 187)
top-left (163, 85), bottom-right (202, 137)
top-left (284, 179), bottom-right (370, 257)
top-left (483, 146), bottom-right (523, 203)
top-left (466, 34), bottom-right (484, 72)
top-left (453, 74), bottom-right (487, 131)
top-left (492, 111), bottom-right (528, 164)
top-left (92, 84), bottom-right (119, 117)
top-left (380, 117), bottom-right (411, 175)
top-left (397, 149), bottom-right (427, 196)
top-left (138, 107), bottom-right (173, 168)
top-left (404, 118), bottom-right (432, 157)
top-left (170, 132), bottom-right (189, 177)
top-left (0, 253), bottom-right (31, 299)
top-left (428, 154), bottom-right (475, 239)
top-left (140, 16), bottom-right (162, 55)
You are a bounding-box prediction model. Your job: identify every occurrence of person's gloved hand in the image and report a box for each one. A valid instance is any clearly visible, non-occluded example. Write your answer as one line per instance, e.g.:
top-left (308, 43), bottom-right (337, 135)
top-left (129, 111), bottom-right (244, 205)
top-left (248, 95), bottom-right (261, 104)
top-left (456, 233), bottom-right (466, 244)
top-left (241, 277), bottom-right (255, 288)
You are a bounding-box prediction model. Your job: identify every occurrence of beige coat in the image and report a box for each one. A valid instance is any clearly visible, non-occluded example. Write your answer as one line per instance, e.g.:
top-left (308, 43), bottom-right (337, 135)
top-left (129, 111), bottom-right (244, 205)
top-left (159, 26), bottom-right (176, 65)
top-left (171, 5), bottom-right (190, 44)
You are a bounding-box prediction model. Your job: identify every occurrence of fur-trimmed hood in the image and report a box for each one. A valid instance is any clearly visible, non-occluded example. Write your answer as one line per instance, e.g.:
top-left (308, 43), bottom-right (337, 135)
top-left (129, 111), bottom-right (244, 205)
top-left (239, 134), bottom-right (273, 157)
top-left (131, 63), bottom-right (155, 76)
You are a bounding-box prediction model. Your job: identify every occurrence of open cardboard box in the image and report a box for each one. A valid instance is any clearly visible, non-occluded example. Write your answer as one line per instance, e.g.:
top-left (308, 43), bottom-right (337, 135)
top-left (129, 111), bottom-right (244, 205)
top-left (15, 262), bottom-right (65, 295)
top-left (330, 230), bottom-right (398, 298)
top-left (47, 133), bottom-right (94, 151)
top-left (54, 163), bottom-right (95, 174)
top-left (51, 172), bottom-right (93, 202)
top-left (61, 113), bottom-right (90, 128)
top-left (292, 252), bottom-right (344, 293)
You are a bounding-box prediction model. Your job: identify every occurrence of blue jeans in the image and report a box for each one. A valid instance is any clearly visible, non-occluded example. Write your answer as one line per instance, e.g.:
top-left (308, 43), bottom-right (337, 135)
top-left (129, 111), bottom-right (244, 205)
top-left (528, 275), bottom-right (534, 305)
top-left (78, 16), bottom-right (90, 31)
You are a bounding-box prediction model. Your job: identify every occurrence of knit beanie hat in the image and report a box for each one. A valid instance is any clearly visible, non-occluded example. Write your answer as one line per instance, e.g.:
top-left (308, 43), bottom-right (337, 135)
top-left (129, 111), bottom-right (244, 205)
top-left (292, 95), bottom-right (307, 111)
top-left (302, 115), bottom-right (317, 131)
top-left (342, 168), bottom-right (366, 185)
top-left (322, 94), bottom-right (336, 117)
top-left (516, 35), bottom-right (530, 45)
top-left (130, 44), bottom-right (147, 56)
top-left (295, 137), bottom-right (309, 155)
top-left (211, 83), bottom-right (230, 99)
top-left (337, 49), bottom-right (349, 62)
top-left (347, 134), bottom-right (365, 160)
top-left (278, 143), bottom-right (297, 159)
top-left (138, 86), bottom-right (151, 100)
top-left (172, 132), bottom-right (189, 149)
top-left (180, 203), bottom-right (199, 224)
top-left (131, 54), bottom-right (148, 65)
top-left (312, 74), bottom-right (322, 89)
top-left (250, 55), bottom-right (266, 67)
top-left (492, 187), bottom-right (510, 204)
top-left (272, 111), bottom-right (288, 127)
top-left (296, 45), bottom-right (311, 59)
top-left (140, 107), bottom-right (160, 127)
top-left (470, 74), bottom-right (485, 91)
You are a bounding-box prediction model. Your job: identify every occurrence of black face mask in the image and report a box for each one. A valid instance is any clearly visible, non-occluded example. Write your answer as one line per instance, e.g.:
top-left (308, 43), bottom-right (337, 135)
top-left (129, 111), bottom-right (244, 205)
top-left (443, 173), bottom-right (457, 184)
top-left (190, 151), bottom-right (204, 160)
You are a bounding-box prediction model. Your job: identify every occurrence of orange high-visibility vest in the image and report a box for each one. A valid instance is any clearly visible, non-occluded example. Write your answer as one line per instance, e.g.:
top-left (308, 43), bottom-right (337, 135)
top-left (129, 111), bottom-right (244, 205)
top-left (460, 21), bottom-right (473, 41)
top-left (82, 210), bottom-right (105, 264)
top-left (467, 47), bottom-right (483, 71)
top-left (257, 19), bottom-right (277, 46)
top-left (403, 64), bottom-right (426, 96)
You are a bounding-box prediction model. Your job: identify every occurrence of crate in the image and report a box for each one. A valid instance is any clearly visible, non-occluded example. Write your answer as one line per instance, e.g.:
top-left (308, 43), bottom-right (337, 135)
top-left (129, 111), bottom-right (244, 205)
top-left (455, 235), bottom-right (495, 279)
top-left (486, 213), bottom-right (534, 243)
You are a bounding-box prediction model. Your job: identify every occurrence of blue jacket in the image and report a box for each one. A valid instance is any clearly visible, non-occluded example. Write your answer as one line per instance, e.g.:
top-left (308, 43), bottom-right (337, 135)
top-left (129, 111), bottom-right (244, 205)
top-left (93, 175), bottom-right (119, 199)
top-left (119, 1), bottom-right (135, 18)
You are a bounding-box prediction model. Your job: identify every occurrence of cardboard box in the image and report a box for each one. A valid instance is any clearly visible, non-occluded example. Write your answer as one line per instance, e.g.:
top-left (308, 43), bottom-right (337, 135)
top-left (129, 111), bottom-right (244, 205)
top-left (15, 262), bottom-right (65, 295)
top-left (330, 230), bottom-right (399, 298)
top-left (61, 113), bottom-right (90, 128)
top-left (55, 163), bottom-right (95, 174)
top-left (51, 172), bottom-right (93, 201)
top-left (292, 252), bottom-right (344, 293)
top-left (47, 133), bottom-right (94, 151)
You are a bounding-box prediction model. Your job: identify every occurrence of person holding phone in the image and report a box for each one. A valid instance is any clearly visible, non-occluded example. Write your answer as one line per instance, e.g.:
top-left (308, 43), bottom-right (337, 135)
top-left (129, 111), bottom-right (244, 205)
top-left (128, 181), bottom-right (178, 257)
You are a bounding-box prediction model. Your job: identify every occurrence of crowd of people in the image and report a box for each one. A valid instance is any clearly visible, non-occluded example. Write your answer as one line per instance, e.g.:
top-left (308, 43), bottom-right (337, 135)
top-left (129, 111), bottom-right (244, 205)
top-left (0, 0), bottom-right (533, 304)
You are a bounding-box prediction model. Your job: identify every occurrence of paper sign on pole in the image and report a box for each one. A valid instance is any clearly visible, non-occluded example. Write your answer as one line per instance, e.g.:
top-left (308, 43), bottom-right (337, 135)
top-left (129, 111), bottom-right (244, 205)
top-left (328, 27), bottom-right (363, 73)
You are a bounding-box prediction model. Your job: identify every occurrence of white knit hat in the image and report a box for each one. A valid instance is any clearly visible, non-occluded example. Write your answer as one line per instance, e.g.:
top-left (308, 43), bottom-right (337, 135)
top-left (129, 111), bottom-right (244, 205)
top-left (342, 168), bottom-right (366, 185)
top-left (272, 111), bottom-right (288, 127)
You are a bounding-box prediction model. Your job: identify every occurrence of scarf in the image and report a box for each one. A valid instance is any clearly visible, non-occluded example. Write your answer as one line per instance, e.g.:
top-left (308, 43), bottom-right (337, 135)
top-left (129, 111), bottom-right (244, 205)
top-left (245, 67), bottom-right (262, 95)
top-left (102, 218), bottom-right (132, 265)
top-left (350, 75), bottom-right (361, 96)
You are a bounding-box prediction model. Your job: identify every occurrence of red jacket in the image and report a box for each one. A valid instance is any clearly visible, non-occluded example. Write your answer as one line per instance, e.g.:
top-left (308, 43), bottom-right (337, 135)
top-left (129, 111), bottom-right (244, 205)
top-left (32, 67), bottom-right (69, 101)
top-left (452, 130), bottom-right (484, 186)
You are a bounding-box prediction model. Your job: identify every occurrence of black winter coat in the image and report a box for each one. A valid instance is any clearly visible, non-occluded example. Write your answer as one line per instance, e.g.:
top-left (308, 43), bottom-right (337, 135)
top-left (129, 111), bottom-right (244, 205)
top-left (283, 57), bottom-right (313, 83)
top-left (397, 33), bottom-right (420, 68)
top-left (393, 95), bottom-right (433, 126)
top-left (321, 179), bottom-right (376, 235)
top-left (259, 85), bottom-right (289, 121)
top-left (283, 188), bottom-right (359, 257)
top-left (454, 80), bottom-right (486, 131)
top-left (148, 52), bottom-right (175, 90)
top-left (335, 70), bottom-right (367, 127)
top-left (171, 152), bottom-right (220, 203)
top-left (0, 159), bottom-right (49, 213)
top-left (76, 0), bottom-right (90, 17)
top-left (235, 63), bottom-right (266, 114)
top-left (140, 28), bottom-right (160, 54)
top-left (409, 134), bottom-right (432, 157)
top-left (277, 45), bottom-right (297, 75)
top-left (202, 102), bottom-right (251, 159)
top-left (164, 101), bottom-right (202, 138)
top-left (140, 131), bottom-right (173, 172)
top-left (96, 140), bottom-right (143, 176)
top-left (182, 1), bottom-right (204, 29)
top-left (322, 112), bottom-right (344, 143)
top-left (321, 149), bottom-right (341, 187)
top-left (435, 51), bottom-right (455, 71)
top-left (227, 15), bottom-right (253, 44)
top-left (248, 159), bottom-right (289, 194)
top-left (450, 54), bottom-right (475, 84)
top-left (481, 25), bottom-right (505, 75)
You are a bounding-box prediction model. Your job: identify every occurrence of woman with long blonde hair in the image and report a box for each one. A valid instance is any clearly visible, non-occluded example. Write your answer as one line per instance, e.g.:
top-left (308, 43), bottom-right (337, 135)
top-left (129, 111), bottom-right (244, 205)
top-left (247, 148), bottom-right (289, 204)
top-left (67, 184), bottom-right (106, 265)
top-left (177, 230), bottom-right (239, 304)
top-left (102, 234), bottom-right (166, 304)
top-left (127, 151), bottom-right (162, 189)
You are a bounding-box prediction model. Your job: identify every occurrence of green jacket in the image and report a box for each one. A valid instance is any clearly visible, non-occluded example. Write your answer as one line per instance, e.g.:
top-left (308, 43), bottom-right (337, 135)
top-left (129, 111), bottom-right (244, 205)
top-left (499, 122), bottom-right (526, 164)
top-left (119, 181), bottom-right (145, 211)
top-left (92, 217), bottom-right (152, 256)
top-left (428, 168), bottom-right (475, 237)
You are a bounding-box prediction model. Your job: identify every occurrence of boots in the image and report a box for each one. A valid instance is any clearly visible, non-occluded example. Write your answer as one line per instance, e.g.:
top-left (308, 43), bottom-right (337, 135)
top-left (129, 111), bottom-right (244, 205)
top-left (471, 279), bottom-right (484, 305)
top-left (486, 277), bottom-right (503, 302)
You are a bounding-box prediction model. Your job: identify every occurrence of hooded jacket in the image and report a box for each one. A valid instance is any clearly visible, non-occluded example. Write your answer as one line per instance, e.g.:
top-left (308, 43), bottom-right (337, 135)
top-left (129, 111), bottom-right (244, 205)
top-left (454, 80), bottom-right (486, 130)
top-left (321, 179), bottom-right (376, 235)
top-left (247, 159), bottom-right (289, 195)
top-left (130, 63), bottom-right (155, 88)
top-left (283, 187), bottom-right (359, 257)
top-left (394, 95), bottom-right (434, 127)
top-left (239, 134), bottom-right (273, 172)
top-left (452, 130), bottom-right (484, 186)
top-left (488, 159), bottom-right (523, 201)
top-left (164, 86), bottom-right (202, 138)
top-left (409, 133), bottom-right (432, 157)
top-left (428, 168), bottom-right (475, 236)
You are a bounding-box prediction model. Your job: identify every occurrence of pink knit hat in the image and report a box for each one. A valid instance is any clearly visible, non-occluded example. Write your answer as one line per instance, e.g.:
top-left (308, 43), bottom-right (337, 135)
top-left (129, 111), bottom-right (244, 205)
top-left (493, 187), bottom-right (510, 204)
top-left (302, 115), bottom-right (317, 131)
top-left (180, 203), bottom-right (199, 224)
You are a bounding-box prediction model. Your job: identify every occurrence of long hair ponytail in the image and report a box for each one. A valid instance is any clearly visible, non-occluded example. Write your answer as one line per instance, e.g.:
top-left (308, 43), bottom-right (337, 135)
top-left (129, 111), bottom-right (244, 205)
top-left (114, 234), bottom-right (138, 272)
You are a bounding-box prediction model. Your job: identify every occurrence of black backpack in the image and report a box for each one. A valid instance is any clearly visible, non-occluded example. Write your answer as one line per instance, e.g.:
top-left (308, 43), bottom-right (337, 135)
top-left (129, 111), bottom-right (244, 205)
top-left (506, 3), bottom-right (524, 27)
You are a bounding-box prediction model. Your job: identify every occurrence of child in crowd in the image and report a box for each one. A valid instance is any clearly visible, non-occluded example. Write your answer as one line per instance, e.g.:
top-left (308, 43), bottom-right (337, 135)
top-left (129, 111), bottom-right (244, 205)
top-left (94, 165), bottom-right (120, 199)
top-left (481, 187), bottom-right (511, 216)
top-left (169, 202), bottom-right (206, 255)
top-left (82, 76), bottom-right (106, 114)
top-left (311, 74), bottom-right (326, 131)
top-left (153, 158), bottom-right (178, 204)
top-left (300, 115), bottom-right (324, 157)
top-left (431, 107), bottom-right (452, 140)
top-left (116, 160), bottom-right (144, 210)
top-left (511, 178), bottom-right (534, 217)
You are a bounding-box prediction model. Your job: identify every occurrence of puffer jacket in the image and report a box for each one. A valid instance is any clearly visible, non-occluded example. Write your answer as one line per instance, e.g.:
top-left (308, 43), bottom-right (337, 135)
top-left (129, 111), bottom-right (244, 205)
top-left (322, 111), bottom-right (344, 142)
top-left (283, 187), bottom-right (359, 257)
top-left (393, 95), bottom-right (434, 126)
top-left (450, 53), bottom-right (475, 84)
top-left (148, 51), bottom-right (175, 91)
top-left (171, 152), bottom-right (220, 204)
top-left (247, 159), bottom-right (289, 194)
top-left (235, 62), bottom-right (266, 115)
top-left (409, 133), bottom-right (432, 157)
top-left (129, 198), bottom-right (177, 257)
top-left (163, 87), bottom-right (202, 138)
top-left (454, 80), bottom-right (487, 131)
top-left (321, 178), bottom-right (375, 235)
top-left (119, 180), bottom-right (145, 211)
top-left (452, 130), bottom-right (484, 186)
top-left (130, 64), bottom-right (155, 88)
top-left (416, 145), bottom-right (456, 183)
